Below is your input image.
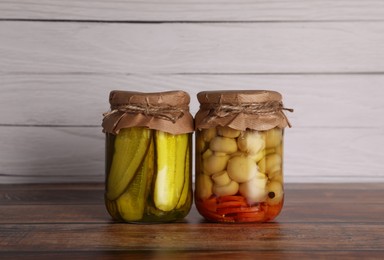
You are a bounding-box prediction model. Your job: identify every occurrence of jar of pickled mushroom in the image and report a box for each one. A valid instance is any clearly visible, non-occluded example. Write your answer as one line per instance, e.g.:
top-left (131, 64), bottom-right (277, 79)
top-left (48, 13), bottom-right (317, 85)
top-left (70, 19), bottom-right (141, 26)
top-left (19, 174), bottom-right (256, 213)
top-left (102, 90), bottom-right (194, 223)
top-left (194, 90), bottom-right (293, 223)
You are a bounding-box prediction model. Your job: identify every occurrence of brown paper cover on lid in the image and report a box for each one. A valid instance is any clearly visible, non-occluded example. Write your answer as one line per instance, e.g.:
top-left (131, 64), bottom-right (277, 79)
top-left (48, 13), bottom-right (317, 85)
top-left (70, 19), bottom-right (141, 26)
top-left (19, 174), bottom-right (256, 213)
top-left (195, 90), bottom-right (293, 131)
top-left (102, 90), bottom-right (194, 135)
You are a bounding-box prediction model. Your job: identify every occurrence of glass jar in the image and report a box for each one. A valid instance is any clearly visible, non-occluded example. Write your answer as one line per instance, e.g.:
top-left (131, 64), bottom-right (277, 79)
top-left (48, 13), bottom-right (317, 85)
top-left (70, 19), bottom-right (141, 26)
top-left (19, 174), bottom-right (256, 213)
top-left (102, 90), bottom-right (194, 223)
top-left (194, 90), bottom-right (293, 223)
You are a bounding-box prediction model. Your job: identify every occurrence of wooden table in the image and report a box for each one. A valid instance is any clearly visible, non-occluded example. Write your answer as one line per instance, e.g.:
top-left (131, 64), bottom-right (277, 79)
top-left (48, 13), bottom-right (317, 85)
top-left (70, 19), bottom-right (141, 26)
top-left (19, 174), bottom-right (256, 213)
top-left (1, 183), bottom-right (383, 259)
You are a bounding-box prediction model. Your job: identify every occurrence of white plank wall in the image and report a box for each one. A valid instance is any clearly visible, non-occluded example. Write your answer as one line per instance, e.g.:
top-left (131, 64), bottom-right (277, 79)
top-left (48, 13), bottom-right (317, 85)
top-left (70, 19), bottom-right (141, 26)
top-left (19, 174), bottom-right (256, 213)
top-left (1, 1), bottom-right (384, 183)
top-left (2, 22), bottom-right (384, 74)
top-left (1, 0), bottom-right (384, 21)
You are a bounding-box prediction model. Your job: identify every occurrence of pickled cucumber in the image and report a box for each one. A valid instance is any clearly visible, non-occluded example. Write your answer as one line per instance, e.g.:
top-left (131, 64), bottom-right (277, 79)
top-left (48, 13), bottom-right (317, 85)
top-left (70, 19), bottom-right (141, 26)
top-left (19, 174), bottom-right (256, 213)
top-left (153, 131), bottom-right (189, 211)
top-left (106, 127), bottom-right (152, 200)
top-left (116, 138), bottom-right (155, 221)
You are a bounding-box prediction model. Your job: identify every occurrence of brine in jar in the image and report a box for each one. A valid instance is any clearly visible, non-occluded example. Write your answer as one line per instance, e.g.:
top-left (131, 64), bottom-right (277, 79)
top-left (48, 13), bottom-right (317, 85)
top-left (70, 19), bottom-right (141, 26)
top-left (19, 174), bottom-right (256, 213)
top-left (194, 90), bottom-right (292, 223)
top-left (195, 126), bottom-right (284, 222)
top-left (102, 90), bottom-right (194, 223)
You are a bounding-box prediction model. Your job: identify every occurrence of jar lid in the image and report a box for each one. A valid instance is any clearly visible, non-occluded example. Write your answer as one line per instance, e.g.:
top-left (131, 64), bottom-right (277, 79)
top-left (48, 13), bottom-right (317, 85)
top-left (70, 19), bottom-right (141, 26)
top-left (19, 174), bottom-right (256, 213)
top-left (195, 90), bottom-right (293, 131)
top-left (102, 90), bottom-right (194, 135)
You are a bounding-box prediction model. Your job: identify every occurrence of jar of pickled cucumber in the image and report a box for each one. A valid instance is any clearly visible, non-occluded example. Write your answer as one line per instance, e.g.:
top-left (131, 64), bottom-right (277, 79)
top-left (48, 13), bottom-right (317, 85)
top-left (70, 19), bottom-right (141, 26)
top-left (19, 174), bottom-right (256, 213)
top-left (102, 90), bottom-right (194, 223)
top-left (194, 90), bottom-right (293, 223)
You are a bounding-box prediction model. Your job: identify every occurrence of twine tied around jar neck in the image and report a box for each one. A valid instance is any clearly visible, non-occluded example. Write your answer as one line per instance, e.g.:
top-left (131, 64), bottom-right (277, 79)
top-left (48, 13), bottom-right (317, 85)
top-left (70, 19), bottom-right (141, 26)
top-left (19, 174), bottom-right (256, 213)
top-left (103, 102), bottom-right (187, 124)
top-left (201, 101), bottom-right (294, 127)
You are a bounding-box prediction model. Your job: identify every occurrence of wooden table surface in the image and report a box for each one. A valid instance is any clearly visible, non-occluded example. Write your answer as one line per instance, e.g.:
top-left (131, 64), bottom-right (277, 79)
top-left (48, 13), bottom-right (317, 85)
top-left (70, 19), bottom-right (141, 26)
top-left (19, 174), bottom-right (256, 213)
top-left (1, 183), bottom-right (383, 259)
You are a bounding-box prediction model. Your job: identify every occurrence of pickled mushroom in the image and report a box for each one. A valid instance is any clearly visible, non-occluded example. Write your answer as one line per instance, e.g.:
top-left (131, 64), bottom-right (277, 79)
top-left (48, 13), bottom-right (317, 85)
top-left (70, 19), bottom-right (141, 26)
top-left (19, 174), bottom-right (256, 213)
top-left (227, 155), bottom-right (257, 183)
top-left (203, 154), bottom-right (230, 175)
top-left (266, 181), bottom-right (284, 205)
top-left (202, 128), bottom-right (217, 142)
top-left (237, 131), bottom-right (265, 155)
top-left (210, 136), bottom-right (238, 154)
top-left (239, 174), bottom-right (268, 203)
top-left (217, 126), bottom-right (241, 138)
top-left (212, 180), bottom-right (239, 197)
top-left (196, 174), bottom-right (213, 200)
top-left (212, 171), bottom-right (232, 186)
top-left (265, 128), bottom-right (282, 148)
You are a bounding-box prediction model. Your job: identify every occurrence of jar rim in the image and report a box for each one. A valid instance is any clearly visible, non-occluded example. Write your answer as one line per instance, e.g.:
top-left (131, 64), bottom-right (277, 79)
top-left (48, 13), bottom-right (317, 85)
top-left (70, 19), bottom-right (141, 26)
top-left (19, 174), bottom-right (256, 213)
top-left (195, 90), bottom-right (292, 131)
top-left (102, 90), bottom-right (194, 135)
top-left (197, 90), bottom-right (282, 105)
top-left (109, 90), bottom-right (191, 108)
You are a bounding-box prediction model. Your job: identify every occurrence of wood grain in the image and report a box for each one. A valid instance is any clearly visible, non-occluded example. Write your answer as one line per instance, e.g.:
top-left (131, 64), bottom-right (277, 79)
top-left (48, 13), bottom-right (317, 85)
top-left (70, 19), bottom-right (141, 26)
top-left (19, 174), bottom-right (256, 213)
top-left (1, 222), bottom-right (383, 251)
top-left (1, 183), bottom-right (384, 224)
top-left (1, 0), bottom-right (383, 21)
top-left (1, 74), bottom-right (384, 128)
top-left (3, 204), bottom-right (384, 223)
top-left (0, 183), bottom-right (383, 258)
top-left (2, 183), bottom-right (382, 203)
top-left (1, 251), bottom-right (384, 260)
top-left (1, 22), bottom-right (383, 74)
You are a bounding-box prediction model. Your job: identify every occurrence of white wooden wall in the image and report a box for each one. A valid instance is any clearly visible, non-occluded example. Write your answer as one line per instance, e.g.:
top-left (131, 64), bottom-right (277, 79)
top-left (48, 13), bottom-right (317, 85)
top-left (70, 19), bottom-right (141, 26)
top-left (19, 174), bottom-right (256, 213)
top-left (1, 1), bottom-right (384, 183)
